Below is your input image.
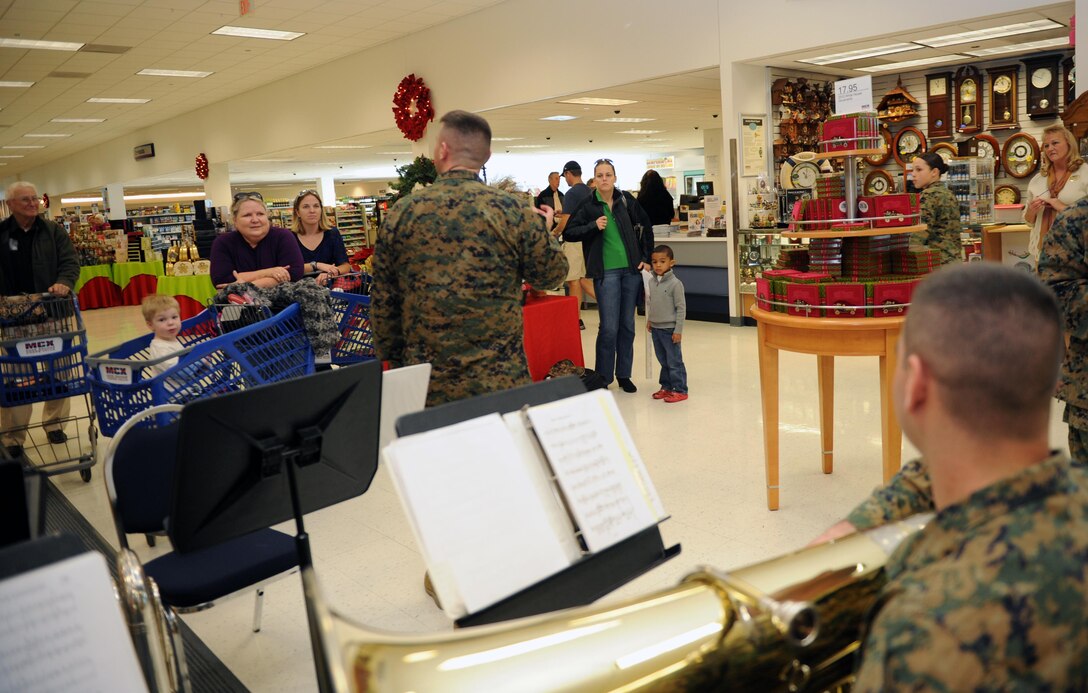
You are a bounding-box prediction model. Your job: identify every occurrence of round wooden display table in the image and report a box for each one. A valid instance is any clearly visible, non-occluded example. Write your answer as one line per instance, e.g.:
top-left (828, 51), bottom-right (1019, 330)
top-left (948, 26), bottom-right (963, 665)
top-left (751, 306), bottom-right (905, 510)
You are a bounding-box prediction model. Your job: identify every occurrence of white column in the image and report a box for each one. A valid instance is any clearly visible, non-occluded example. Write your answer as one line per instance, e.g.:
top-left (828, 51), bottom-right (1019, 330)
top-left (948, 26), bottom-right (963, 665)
top-left (317, 176), bottom-right (337, 205)
top-left (101, 182), bottom-right (126, 220)
top-left (203, 161), bottom-right (233, 218)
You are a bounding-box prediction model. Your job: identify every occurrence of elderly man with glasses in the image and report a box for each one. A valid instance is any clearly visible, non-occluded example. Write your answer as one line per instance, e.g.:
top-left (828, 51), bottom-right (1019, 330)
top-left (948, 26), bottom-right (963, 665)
top-left (0, 181), bottom-right (80, 458)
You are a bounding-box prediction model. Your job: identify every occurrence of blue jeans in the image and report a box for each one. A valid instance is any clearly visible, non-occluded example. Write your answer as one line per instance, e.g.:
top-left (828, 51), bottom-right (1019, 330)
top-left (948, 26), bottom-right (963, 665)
top-left (651, 327), bottom-right (688, 394)
top-left (593, 268), bottom-right (641, 383)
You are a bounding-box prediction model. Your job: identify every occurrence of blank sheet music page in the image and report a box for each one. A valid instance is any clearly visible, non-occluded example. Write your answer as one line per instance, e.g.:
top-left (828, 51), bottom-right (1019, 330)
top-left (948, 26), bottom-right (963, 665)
top-left (0, 551), bottom-right (148, 692)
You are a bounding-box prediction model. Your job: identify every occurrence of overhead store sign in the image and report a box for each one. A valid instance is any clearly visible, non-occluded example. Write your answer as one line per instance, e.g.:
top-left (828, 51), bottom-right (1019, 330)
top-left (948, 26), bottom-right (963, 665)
top-left (646, 157), bottom-right (675, 170)
top-left (834, 76), bottom-right (873, 115)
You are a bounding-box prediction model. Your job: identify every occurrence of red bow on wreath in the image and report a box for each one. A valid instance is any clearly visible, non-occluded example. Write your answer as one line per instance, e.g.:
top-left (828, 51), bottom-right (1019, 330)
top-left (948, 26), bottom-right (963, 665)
top-left (392, 74), bottom-right (435, 142)
top-left (195, 153), bottom-right (209, 180)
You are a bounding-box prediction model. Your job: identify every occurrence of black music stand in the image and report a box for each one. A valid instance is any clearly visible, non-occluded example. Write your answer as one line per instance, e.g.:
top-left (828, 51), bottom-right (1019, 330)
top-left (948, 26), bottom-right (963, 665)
top-left (167, 360), bottom-right (382, 692)
top-left (396, 376), bottom-right (681, 628)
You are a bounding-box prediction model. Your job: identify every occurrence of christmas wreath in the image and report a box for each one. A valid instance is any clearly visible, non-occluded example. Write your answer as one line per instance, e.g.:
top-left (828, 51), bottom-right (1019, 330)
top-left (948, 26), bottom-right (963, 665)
top-left (392, 74), bottom-right (434, 141)
top-left (195, 153), bottom-right (209, 180)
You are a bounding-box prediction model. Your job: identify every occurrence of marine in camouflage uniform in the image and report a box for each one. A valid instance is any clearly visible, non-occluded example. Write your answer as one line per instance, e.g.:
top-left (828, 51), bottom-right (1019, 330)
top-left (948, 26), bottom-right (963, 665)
top-left (1038, 196), bottom-right (1088, 461)
top-left (820, 265), bottom-right (1087, 688)
top-left (372, 116), bottom-right (567, 406)
top-left (912, 181), bottom-right (962, 265)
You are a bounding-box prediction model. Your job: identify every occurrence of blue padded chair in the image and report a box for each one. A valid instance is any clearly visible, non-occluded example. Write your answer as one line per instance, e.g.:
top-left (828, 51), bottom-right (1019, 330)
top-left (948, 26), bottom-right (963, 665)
top-left (105, 404), bottom-right (299, 632)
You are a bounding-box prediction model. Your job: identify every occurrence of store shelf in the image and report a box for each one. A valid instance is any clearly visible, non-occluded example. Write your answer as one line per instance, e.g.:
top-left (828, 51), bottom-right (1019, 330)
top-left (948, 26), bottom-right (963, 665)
top-left (781, 224), bottom-right (924, 240)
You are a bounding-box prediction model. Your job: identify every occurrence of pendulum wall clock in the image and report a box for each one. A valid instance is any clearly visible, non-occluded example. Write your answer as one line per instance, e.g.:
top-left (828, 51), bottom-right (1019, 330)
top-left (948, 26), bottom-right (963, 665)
top-left (1063, 55), bottom-right (1076, 107)
top-left (987, 65), bottom-right (1019, 129)
top-left (954, 65), bottom-right (983, 135)
top-left (926, 72), bottom-right (953, 140)
top-left (1023, 54), bottom-right (1061, 119)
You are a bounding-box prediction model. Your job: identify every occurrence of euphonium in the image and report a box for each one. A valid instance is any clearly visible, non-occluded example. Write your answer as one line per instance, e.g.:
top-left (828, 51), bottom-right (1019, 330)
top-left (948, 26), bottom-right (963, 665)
top-left (306, 515), bottom-right (930, 692)
top-left (115, 548), bottom-right (189, 692)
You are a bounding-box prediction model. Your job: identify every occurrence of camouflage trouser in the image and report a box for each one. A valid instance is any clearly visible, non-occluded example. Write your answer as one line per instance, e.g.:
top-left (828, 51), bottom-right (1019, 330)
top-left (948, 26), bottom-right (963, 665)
top-left (1064, 403), bottom-right (1088, 463)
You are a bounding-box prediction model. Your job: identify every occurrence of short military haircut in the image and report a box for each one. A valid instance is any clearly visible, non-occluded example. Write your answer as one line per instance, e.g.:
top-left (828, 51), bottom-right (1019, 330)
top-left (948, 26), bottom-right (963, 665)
top-left (439, 110), bottom-right (491, 168)
top-left (141, 294), bottom-right (180, 322)
top-left (903, 264), bottom-right (1063, 440)
top-left (652, 245), bottom-right (674, 259)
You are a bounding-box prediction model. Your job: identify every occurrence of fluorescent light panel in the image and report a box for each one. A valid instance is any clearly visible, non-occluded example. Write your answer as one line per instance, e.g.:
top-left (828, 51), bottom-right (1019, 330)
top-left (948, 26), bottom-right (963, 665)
top-left (87, 97), bottom-right (150, 104)
top-left (313, 145), bottom-right (370, 149)
top-left (617, 129), bottom-right (664, 135)
top-left (963, 36), bottom-right (1069, 57)
top-left (0, 155), bottom-right (25, 158)
top-left (857, 54), bottom-right (971, 73)
top-left (595, 117), bottom-right (656, 123)
top-left (212, 25), bottom-right (304, 41)
top-left (799, 42), bottom-right (919, 66)
top-left (61, 192), bottom-right (207, 204)
top-left (492, 137), bottom-right (524, 141)
top-left (51, 118), bottom-right (105, 123)
top-left (3, 145), bottom-right (45, 149)
top-left (137, 69), bottom-right (213, 78)
top-left (0, 37), bottom-right (83, 51)
top-left (540, 115), bottom-right (577, 121)
top-left (507, 144), bottom-right (548, 148)
top-left (917, 19), bottom-right (1062, 48)
top-left (24, 133), bottom-right (70, 138)
top-left (559, 97), bottom-right (638, 106)
top-left (0, 81), bottom-right (34, 88)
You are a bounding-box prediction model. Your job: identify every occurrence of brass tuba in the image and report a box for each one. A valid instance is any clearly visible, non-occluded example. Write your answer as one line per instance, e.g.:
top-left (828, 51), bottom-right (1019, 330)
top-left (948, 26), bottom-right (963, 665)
top-left (115, 548), bottom-right (189, 692)
top-left (304, 515), bottom-right (930, 692)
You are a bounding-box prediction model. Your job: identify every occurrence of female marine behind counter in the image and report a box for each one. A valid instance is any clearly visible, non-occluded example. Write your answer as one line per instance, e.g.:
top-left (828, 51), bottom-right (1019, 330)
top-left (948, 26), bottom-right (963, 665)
top-left (210, 192), bottom-right (305, 289)
top-left (910, 152), bottom-right (962, 265)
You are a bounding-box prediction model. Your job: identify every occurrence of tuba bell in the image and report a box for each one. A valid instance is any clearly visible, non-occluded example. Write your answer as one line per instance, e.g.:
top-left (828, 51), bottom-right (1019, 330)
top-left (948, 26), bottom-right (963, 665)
top-left (115, 548), bottom-right (189, 692)
top-left (302, 515), bottom-right (930, 692)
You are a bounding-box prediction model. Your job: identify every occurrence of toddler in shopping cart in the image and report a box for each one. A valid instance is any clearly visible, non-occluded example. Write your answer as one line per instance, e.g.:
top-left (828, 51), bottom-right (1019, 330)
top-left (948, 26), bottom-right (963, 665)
top-left (141, 295), bottom-right (183, 378)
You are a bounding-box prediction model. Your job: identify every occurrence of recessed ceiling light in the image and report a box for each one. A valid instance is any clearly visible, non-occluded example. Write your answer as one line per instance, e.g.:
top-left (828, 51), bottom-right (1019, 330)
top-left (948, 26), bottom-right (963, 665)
top-left (0, 37), bottom-right (83, 51)
top-left (559, 97), bottom-right (639, 106)
top-left (24, 133), bottom-right (70, 138)
top-left (492, 137), bottom-right (524, 142)
top-left (0, 81), bottom-right (34, 88)
top-left (857, 54), bottom-right (971, 73)
top-left (212, 25), bottom-right (305, 41)
top-left (540, 115), bottom-right (577, 121)
top-left (595, 117), bottom-right (656, 123)
top-left (617, 129), bottom-right (664, 135)
top-left (917, 19), bottom-right (1063, 48)
top-left (87, 97), bottom-right (150, 104)
top-left (3, 145), bottom-right (45, 149)
top-left (51, 118), bottom-right (106, 123)
top-left (137, 69), bottom-right (213, 78)
top-left (963, 36), bottom-right (1070, 57)
top-left (798, 42), bottom-right (920, 66)
top-left (312, 145), bottom-right (371, 149)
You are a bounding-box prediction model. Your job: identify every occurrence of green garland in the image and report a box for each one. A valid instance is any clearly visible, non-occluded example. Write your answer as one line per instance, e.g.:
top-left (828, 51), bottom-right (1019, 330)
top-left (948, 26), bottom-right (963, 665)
top-left (389, 155), bottom-right (437, 202)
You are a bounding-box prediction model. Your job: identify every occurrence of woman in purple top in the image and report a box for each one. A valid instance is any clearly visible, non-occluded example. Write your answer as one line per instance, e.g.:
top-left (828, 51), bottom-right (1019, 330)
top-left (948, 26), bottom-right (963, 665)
top-left (210, 192), bottom-right (304, 288)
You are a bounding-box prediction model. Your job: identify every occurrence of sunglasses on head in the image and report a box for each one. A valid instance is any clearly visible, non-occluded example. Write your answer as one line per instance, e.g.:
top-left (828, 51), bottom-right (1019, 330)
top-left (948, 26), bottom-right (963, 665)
top-left (295, 189), bottom-right (320, 202)
top-left (595, 158), bottom-right (613, 166)
top-left (233, 191), bottom-right (264, 202)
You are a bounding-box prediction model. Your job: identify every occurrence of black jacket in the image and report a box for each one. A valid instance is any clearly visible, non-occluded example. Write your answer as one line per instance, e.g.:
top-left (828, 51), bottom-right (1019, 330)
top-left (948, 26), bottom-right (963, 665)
top-left (637, 189), bottom-right (675, 226)
top-left (534, 187), bottom-right (564, 212)
top-left (0, 215), bottom-right (80, 294)
top-left (563, 188), bottom-right (653, 279)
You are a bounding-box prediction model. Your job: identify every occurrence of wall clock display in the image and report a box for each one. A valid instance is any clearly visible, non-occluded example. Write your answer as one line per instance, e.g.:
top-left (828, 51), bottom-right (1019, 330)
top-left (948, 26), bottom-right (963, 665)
top-left (893, 126), bottom-right (926, 167)
top-left (779, 155), bottom-right (821, 190)
top-left (994, 185), bottom-right (1022, 205)
top-left (1063, 56), bottom-right (1075, 107)
top-left (864, 169), bottom-right (894, 196)
top-left (974, 133), bottom-right (1001, 177)
top-left (926, 72), bottom-right (953, 139)
top-left (930, 142), bottom-right (958, 164)
top-left (987, 65), bottom-right (1020, 129)
top-left (863, 126), bottom-right (893, 166)
top-left (1022, 55), bottom-right (1061, 119)
top-left (954, 65), bottom-right (983, 135)
top-left (1001, 132), bottom-right (1040, 179)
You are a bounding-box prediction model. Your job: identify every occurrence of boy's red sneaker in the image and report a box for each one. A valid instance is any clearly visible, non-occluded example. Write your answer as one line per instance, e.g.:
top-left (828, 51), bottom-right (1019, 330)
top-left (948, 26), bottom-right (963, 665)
top-left (664, 392), bottom-right (688, 403)
top-left (652, 389), bottom-right (671, 399)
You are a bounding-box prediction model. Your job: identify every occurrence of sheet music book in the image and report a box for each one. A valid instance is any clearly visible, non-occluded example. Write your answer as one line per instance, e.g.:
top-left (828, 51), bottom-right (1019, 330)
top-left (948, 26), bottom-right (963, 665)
top-left (0, 551), bottom-right (149, 692)
top-left (384, 389), bottom-right (666, 619)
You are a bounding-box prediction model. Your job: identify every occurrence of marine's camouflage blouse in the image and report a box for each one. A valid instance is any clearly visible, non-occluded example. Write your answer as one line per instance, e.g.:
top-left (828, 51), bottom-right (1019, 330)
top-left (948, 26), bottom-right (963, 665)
top-left (1039, 196), bottom-right (1088, 418)
top-left (371, 170), bottom-right (567, 406)
top-left (852, 452), bottom-right (1088, 690)
top-left (912, 182), bottom-right (962, 265)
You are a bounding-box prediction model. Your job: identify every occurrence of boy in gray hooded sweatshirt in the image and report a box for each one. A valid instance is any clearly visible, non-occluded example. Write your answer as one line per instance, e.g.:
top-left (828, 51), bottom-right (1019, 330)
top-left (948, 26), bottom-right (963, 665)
top-left (646, 245), bottom-right (688, 403)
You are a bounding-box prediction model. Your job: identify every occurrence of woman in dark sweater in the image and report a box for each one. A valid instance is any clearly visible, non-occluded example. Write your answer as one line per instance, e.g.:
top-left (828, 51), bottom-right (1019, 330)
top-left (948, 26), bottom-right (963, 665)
top-left (636, 169), bottom-right (675, 226)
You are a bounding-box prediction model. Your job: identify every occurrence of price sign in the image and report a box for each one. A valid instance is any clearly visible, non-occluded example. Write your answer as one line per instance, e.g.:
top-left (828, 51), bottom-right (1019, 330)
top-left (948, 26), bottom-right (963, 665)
top-left (835, 76), bottom-right (874, 115)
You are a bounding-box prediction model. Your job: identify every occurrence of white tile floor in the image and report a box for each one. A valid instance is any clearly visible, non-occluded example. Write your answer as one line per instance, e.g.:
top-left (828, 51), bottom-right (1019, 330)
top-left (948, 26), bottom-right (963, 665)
top-left (41, 304), bottom-right (1071, 692)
